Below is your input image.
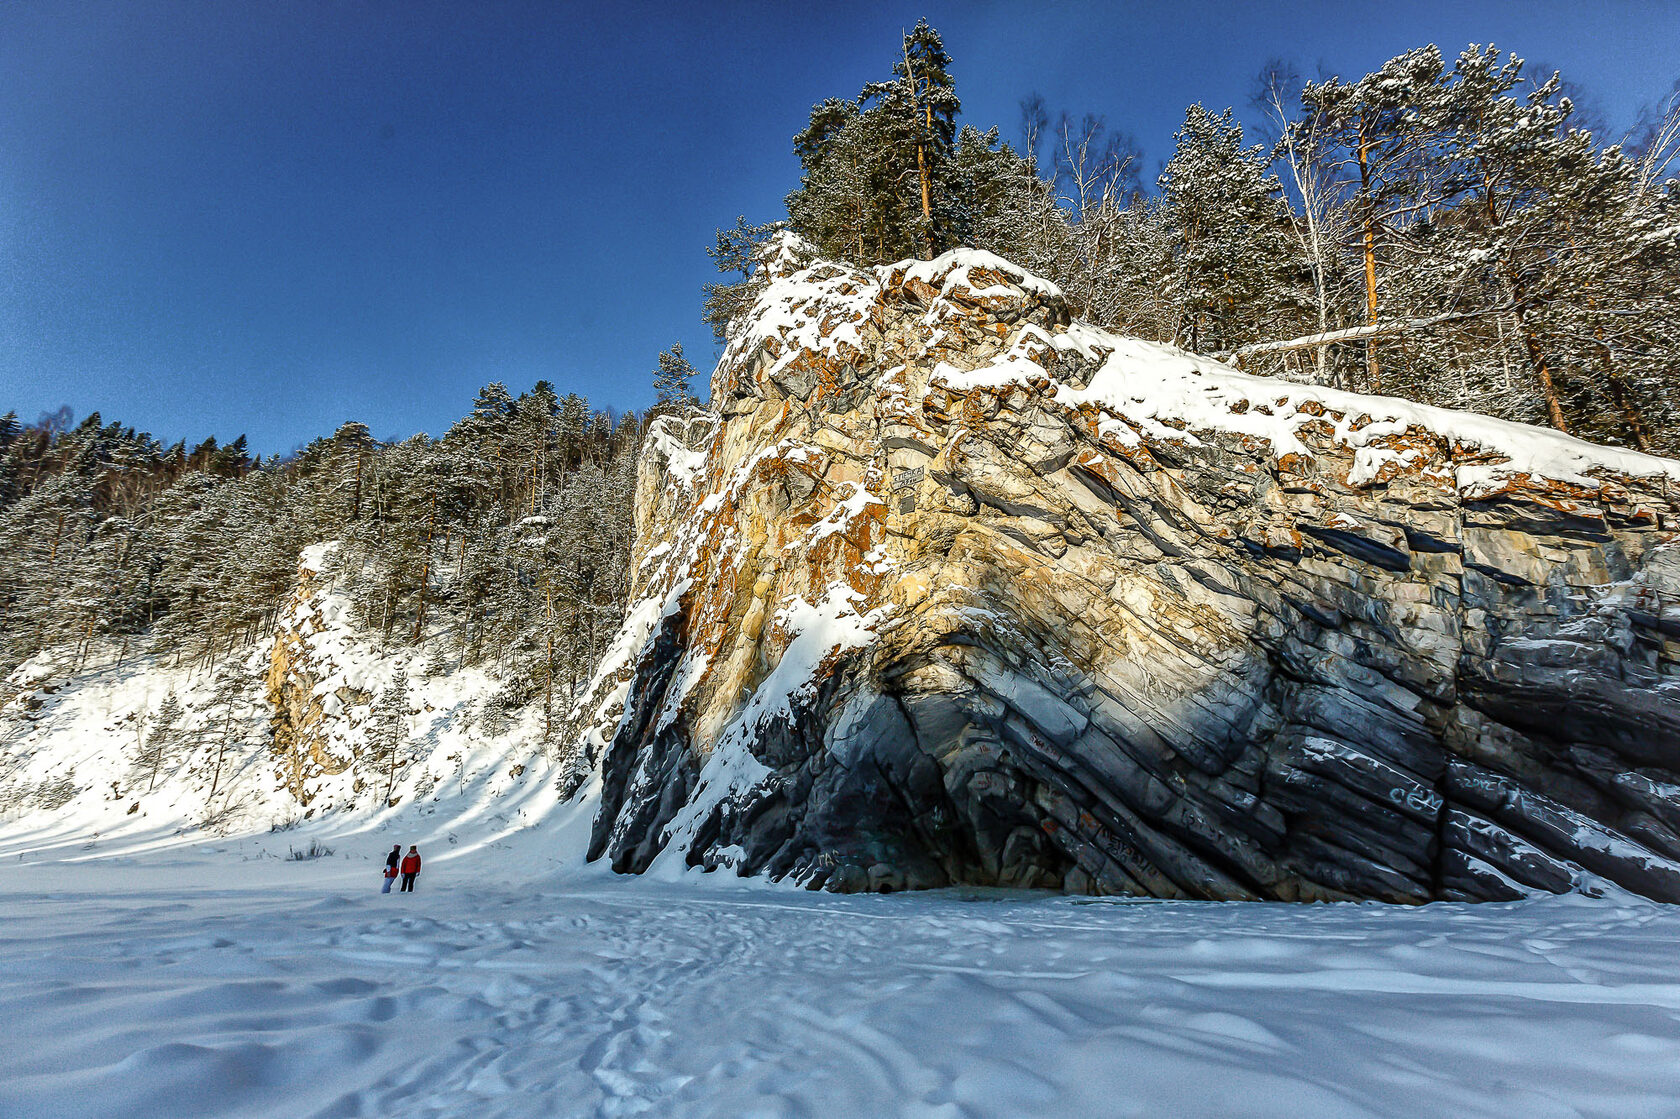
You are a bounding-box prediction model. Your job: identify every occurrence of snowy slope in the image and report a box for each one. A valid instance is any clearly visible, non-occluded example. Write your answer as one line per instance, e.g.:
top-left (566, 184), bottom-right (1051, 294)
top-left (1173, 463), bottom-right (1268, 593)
top-left (0, 547), bottom-right (576, 866)
top-left (0, 645), bottom-right (286, 856)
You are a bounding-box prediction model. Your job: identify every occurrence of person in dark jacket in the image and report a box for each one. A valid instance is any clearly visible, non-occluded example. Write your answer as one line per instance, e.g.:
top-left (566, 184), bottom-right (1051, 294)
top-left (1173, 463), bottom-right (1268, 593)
top-left (381, 844), bottom-right (401, 894)
top-left (399, 846), bottom-right (421, 892)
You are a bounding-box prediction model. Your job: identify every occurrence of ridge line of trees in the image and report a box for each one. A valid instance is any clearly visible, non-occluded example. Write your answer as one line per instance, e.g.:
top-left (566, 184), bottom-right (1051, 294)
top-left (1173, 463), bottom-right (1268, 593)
top-left (707, 26), bottom-right (1680, 451)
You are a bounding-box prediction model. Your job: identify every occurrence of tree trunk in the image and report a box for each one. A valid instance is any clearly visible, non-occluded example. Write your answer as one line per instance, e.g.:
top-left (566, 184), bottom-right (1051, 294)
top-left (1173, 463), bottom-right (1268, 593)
top-left (1358, 118), bottom-right (1381, 393)
top-left (1602, 367), bottom-right (1652, 452)
top-left (1500, 259), bottom-right (1569, 433)
top-left (903, 40), bottom-right (933, 258)
top-left (1516, 308), bottom-right (1569, 432)
top-left (1276, 94), bottom-right (1329, 383)
top-left (210, 700), bottom-right (233, 797)
top-left (350, 449), bottom-right (364, 521)
top-left (412, 491), bottom-right (437, 643)
top-left (1587, 287), bottom-right (1653, 452)
top-left (920, 102), bottom-right (933, 246)
top-left (1216, 306), bottom-right (1514, 362)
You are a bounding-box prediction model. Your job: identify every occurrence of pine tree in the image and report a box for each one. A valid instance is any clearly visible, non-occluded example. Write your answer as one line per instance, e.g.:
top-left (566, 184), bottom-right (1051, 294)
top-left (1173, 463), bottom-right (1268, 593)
top-left (786, 22), bottom-right (966, 264)
top-left (135, 691), bottom-right (184, 793)
top-left (366, 667), bottom-right (413, 805)
top-left (1158, 105), bottom-right (1298, 353)
top-left (513, 382), bottom-right (561, 514)
top-left (555, 393), bottom-right (590, 481)
top-left (0, 412), bottom-right (20, 507)
top-left (873, 18), bottom-right (961, 256)
top-left (1414, 47), bottom-right (1632, 432)
top-left (703, 216), bottom-right (780, 344)
top-left (946, 126), bottom-right (1040, 258)
top-left (787, 98), bottom-right (885, 263)
top-left (1302, 48), bottom-right (1448, 391)
top-left (652, 344), bottom-right (701, 414)
top-left (204, 667), bottom-right (248, 799)
top-left (331, 422), bottom-right (376, 523)
top-left (0, 474), bottom-right (98, 671)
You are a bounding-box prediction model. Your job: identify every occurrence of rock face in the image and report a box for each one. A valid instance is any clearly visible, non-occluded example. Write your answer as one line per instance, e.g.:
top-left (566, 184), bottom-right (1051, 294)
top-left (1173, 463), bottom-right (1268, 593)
top-left (267, 546), bottom-right (359, 804)
top-left (579, 236), bottom-right (1680, 902)
top-left (266, 543), bottom-right (404, 809)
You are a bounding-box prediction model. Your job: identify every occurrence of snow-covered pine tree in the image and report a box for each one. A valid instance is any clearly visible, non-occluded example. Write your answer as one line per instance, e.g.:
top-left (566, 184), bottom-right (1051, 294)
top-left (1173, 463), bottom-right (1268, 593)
top-left (421, 642), bottom-right (450, 679)
top-left (876, 18), bottom-right (961, 257)
top-left (1300, 47), bottom-right (1448, 392)
top-left (135, 691), bottom-right (184, 793)
top-left (149, 473), bottom-right (247, 665)
top-left (61, 515), bottom-right (133, 669)
top-left (787, 21), bottom-right (966, 264)
top-left (0, 474), bottom-right (97, 672)
top-left (787, 97), bottom-right (884, 263)
top-left (0, 412), bottom-right (23, 508)
top-left (332, 422), bottom-right (375, 523)
top-left (555, 393), bottom-right (590, 482)
top-left (365, 666), bottom-right (414, 805)
top-left (200, 665), bottom-right (250, 799)
top-left (512, 382), bottom-right (561, 515)
top-left (1158, 105), bottom-right (1299, 354)
top-left (703, 216), bottom-right (779, 344)
top-left (652, 344), bottom-right (700, 414)
top-left (1405, 46), bottom-right (1635, 434)
top-left (1534, 145), bottom-right (1675, 450)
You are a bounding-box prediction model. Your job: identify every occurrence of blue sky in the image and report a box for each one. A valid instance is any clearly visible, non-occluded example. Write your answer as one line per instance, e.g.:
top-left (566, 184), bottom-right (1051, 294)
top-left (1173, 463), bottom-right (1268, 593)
top-left (2, 1), bottom-right (1676, 455)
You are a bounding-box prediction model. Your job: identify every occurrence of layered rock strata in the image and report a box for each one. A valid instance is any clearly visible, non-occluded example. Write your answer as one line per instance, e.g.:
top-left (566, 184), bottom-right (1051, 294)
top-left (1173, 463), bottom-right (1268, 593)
top-left (577, 236), bottom-right (1680, 902)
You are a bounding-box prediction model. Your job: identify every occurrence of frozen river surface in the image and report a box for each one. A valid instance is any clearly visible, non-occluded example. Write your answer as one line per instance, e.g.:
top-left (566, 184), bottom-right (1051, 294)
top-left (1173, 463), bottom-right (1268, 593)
top-left (4, 851), bottom-right (1680, 1118)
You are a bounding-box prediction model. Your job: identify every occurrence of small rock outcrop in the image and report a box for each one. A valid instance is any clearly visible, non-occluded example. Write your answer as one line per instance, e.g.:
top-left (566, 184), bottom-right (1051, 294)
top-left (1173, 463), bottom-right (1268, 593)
top-left (267, 546), bottom-right (356, 803)
top-left (267, 543), bottom-right (401, 808)
top-left (577, 236), bottom-right (1680, 902)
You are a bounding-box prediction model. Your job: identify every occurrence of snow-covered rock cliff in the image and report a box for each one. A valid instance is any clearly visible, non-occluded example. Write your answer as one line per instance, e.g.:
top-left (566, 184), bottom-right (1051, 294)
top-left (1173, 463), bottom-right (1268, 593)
top-left (578, 234), bottom-right (1680, 902)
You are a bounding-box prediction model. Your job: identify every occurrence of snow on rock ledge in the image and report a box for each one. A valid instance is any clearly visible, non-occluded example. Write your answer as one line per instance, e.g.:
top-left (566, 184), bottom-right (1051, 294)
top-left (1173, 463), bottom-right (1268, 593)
top-left (575, 238), bottom-right (1680, 902)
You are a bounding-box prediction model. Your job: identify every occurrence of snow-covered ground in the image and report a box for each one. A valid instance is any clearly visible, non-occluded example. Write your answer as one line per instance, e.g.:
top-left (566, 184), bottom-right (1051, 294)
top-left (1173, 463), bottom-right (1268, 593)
top-left (5, 821), bottom-right (1680, 1119)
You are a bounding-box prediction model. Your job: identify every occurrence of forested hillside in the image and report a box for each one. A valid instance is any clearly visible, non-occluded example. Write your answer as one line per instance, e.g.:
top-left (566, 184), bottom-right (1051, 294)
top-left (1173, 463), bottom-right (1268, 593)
top-left (0, 381), bottom-right (656, 745)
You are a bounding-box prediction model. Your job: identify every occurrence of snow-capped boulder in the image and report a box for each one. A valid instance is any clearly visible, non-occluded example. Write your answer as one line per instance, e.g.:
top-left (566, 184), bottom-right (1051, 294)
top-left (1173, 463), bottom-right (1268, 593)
top-left (575, 238), bottom-right (1680, 902)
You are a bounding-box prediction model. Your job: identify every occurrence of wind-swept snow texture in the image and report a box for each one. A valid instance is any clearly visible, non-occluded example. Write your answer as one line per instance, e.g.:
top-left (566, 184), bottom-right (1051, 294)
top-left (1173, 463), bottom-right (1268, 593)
top-left (4, 850), bottom-right (1680, 1118)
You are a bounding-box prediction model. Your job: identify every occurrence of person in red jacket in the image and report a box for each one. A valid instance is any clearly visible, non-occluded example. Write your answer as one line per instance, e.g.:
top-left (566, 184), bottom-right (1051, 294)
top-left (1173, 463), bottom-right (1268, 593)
top-left (399, 846), bottom-right (421, 892)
